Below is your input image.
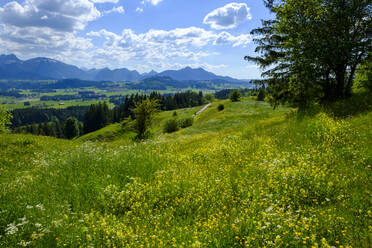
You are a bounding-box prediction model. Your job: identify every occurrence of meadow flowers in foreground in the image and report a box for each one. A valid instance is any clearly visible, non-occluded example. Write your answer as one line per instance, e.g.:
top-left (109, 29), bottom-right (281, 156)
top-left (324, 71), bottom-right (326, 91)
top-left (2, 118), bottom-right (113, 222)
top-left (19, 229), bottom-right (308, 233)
top-left (0, 102), bottom-right (371, 247)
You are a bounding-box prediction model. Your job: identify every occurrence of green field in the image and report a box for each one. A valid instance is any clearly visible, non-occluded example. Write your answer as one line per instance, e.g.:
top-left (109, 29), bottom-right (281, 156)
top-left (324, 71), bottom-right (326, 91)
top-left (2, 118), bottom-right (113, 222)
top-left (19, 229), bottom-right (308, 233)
top-left (1, 95), bottom-right (371, 247)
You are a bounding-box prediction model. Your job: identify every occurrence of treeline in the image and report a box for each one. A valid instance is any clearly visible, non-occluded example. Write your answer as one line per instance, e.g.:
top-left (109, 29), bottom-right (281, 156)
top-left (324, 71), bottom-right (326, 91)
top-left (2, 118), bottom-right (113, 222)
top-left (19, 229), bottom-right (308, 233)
top-left (11, 106), bottom-right (88, 127)
top-left (13, 119), bottom-right (83, 139)
top-left (214, 88), bottom-right (259, 100)
top-left (0, 90), bottom-right (28, 98)
top-left (112, 91), bottom-right (204, 123)
top-left (40, 93), bottom-right (106, 101)
top-left (0, 79), bottom-right (108, 91)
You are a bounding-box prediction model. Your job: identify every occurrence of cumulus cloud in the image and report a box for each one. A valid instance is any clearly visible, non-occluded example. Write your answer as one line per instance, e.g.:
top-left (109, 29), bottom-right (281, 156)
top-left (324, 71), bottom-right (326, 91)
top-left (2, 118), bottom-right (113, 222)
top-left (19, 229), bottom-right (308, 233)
top-left (0, 0), bottom-right (99, 65)
top-left (85, 27), bottom-right (251, 70)
top-left (0, 24), bottom-right (93, 59)
top-left (0, 0), bottom-right (100, 32)
top-left (103, 6), bottom-right (124, 15)
top-left (203, 3), bottom-right (252, 30)
top-left (136, 7), bottom-right (144, 13)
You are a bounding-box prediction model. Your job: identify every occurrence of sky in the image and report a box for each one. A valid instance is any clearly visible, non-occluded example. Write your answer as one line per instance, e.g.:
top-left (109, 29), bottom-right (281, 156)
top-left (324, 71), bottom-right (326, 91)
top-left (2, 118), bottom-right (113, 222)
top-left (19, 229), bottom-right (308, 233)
top-left (0, 0), bottom-right (273, 79)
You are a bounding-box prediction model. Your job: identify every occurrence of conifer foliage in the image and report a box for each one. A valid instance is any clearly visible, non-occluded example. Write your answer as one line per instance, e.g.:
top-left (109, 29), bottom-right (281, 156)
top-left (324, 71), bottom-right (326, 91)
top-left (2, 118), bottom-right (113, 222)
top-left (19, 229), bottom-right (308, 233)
top-left (83, 102), bottom-right (112, 134)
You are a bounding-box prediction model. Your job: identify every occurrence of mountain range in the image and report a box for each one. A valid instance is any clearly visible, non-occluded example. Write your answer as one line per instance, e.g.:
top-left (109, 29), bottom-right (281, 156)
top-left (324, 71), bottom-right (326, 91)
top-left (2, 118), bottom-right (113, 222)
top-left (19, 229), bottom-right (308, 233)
top-left (0, 54), bottom-right (245, 83)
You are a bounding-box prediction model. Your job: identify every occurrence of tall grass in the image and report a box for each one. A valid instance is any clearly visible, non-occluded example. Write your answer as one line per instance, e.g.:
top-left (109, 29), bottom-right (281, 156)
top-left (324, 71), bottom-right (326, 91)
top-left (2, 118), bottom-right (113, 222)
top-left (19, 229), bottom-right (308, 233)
top-left (1, 95), bottom-right (371, 247)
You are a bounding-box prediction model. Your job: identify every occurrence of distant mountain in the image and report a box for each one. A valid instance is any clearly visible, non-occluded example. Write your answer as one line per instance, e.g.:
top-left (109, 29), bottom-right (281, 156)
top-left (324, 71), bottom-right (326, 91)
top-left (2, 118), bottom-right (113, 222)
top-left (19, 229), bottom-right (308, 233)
top-left (0, 54), bottom-right (21, 64)
top-left (23, 57), bottom-right (84, 79)
top-left (0, 54), bottom-right (248, 84)
top-left (140, 70), bottom-right (158, 80)
top-left (92, 68), bottom-right (141, 82)
top-left (157, 66), bottom-right (217, 81)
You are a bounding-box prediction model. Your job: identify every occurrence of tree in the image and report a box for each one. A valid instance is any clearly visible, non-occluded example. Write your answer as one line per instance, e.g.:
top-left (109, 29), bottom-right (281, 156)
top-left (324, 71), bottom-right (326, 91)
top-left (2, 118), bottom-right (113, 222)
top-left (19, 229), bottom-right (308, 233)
top-left (132, 99), bottom-right (159, 139)
top-left (64, 117), bottom-right (80, 139)
top-left (84, 102), bottom-right (112, 134)
top-left (229, 90), bottom-right (241, 102)
top-left (245, 0), bottom-right (371, 108)
top-left (0, 105), bottom-right (12, 133)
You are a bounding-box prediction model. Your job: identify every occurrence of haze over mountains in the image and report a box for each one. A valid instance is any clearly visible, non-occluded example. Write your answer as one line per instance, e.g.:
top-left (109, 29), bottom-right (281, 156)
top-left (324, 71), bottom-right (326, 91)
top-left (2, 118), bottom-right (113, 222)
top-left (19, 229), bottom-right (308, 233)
top-left (0, 54), bottom-right (246, 83)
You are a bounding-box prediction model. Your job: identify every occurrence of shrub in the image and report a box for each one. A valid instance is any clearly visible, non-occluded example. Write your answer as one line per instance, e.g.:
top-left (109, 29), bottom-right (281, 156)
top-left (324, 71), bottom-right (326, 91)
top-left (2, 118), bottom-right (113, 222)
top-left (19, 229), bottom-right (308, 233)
top-left (179, 117), bottom-right (194, 128)
top-left (163, 119), bottom-right (179, 133)
top-left (217, 104), bottom-right (225, 111)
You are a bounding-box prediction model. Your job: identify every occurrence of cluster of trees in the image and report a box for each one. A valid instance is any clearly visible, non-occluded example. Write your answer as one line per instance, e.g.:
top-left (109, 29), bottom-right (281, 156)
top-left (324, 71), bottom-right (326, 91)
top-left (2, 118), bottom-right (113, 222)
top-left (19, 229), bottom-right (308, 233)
top-left (214, 88), bottom-right (258, 100)
top-left (10, 106), bottom-right (88, 127)
top-left (40, 95), bottom-right (80, 101)
top-left (246, 0), bottom-right (371, 108)
top-left (0, 79), bottom-right (108, 91)
top-left (83, 102), bottom-right (112, 134)
top-left (13, 119), bottom-right (82, 139)
top-left (0, 90), bottom-right (27, 98)
top-left (40, 93), bottom-right (106, 101)
top-left (112, 91), bottom-right (205, 123)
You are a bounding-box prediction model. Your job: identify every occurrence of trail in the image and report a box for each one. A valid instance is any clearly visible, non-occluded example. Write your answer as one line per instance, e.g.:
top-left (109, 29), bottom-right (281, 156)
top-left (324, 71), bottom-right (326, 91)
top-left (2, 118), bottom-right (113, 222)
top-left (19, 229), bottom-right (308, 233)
top-left (193, 103), bottom-right (211, 117)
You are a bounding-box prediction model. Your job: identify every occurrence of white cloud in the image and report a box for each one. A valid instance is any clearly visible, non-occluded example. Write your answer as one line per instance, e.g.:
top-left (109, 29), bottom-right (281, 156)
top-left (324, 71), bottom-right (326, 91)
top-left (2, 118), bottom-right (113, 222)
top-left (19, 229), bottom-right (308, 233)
top-left (203, 3), bottom-right (252, 30)
top-left (85, 27), bottom-right (251, 70)
top-left (136, 7), bottom-right (144, 13)
top-left (0, 24), bottom-right (93, 59)
top-left (0, 0), bottom-right (100, 32)
top-left (103, 6), bottom-right (124, 15)
top-left (91, 0), bottom-right (119, 3)
top-left (214, 31), bottom-right (251, 47)
top-left (0, 0), bottom-right (98, 65)
top-left (145, 0), bottom-right (163, 6)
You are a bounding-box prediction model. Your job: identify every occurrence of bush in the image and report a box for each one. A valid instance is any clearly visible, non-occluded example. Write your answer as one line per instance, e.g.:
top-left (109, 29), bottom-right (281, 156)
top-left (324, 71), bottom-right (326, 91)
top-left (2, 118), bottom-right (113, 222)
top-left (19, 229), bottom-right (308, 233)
top-left (179, 118), bottom-right (194, 128)
top-left (217, 104), bottom-right (225, 111)
top-left (163, 119), bottom-right (179, 133)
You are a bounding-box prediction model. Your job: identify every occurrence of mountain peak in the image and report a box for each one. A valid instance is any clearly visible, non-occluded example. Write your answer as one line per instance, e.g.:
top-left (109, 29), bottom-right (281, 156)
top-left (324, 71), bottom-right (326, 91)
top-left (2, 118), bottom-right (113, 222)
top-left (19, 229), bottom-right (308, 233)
top-left (0, 54), bottom-right (21, 64)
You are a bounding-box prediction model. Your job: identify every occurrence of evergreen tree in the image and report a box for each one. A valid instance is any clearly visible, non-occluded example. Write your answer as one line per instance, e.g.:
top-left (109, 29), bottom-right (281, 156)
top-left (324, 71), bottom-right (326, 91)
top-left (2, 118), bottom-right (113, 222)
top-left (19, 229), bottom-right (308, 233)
top-left (64, 117), bottom-right (79, 139)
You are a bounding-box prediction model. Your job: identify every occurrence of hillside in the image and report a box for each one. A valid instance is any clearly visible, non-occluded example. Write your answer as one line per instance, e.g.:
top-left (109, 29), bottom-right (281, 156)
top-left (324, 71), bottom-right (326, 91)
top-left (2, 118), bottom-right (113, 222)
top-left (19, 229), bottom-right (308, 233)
top-left (1, 96), bottom-right (371, 247)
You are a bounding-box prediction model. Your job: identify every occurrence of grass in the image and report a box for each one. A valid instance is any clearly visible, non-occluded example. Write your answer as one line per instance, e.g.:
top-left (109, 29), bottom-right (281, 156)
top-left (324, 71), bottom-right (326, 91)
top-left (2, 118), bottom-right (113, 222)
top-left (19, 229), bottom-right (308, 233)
top-left (0, 95), bottom-right (371, 247)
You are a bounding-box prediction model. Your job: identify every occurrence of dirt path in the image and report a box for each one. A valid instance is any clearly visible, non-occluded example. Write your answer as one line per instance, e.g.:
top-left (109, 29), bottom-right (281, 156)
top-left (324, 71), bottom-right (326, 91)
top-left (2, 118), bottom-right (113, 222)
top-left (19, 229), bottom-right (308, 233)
top-left (193, 103), bottom-right (211, 117)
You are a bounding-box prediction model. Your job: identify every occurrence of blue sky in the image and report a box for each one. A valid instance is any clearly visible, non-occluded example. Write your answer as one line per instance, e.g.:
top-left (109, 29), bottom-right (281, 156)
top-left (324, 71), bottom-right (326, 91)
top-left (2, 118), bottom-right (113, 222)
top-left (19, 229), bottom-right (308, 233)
top-left (0, 0), bottom-right (273, 79)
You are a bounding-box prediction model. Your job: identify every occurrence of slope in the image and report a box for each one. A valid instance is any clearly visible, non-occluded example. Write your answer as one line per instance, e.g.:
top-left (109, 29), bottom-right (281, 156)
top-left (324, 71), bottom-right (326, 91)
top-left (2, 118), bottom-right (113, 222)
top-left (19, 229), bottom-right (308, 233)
top-left (1, 95), bottom-right (371, 247)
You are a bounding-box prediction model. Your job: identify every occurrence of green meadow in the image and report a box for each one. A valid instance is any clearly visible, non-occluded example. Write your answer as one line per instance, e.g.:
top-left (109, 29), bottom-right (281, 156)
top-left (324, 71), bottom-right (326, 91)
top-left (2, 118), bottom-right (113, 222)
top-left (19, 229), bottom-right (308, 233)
top-left (1, 94), bottom-right (371, 247)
